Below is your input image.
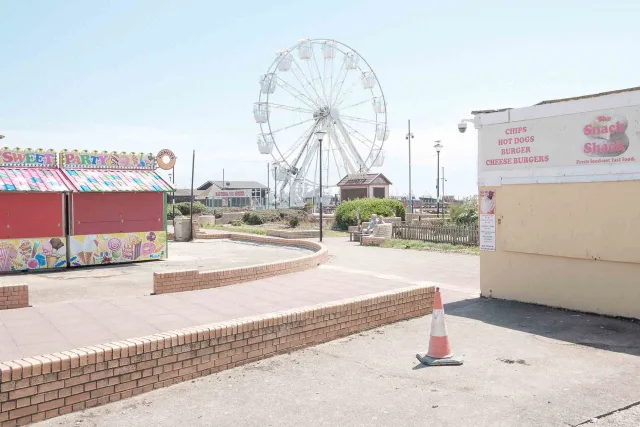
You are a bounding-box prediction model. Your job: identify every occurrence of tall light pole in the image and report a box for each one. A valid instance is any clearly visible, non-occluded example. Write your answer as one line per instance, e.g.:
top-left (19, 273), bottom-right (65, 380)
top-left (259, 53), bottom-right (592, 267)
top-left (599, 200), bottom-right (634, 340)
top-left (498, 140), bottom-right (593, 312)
top-left (442, 166), bottom-right (447, 216)
top-left (405, 120), bottom-right (414, 213)
top-left (434, 141), bottom-right (443, 217)
top-left (273, 164), bottom-right (278, 209)
top-left (315, 130), bottom-right (326, 242)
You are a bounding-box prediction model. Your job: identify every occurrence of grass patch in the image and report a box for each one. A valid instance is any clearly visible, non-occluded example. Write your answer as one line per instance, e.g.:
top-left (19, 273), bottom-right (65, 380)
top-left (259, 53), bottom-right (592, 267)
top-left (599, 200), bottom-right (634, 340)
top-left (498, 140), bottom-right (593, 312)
top-left (201, 223), bottom-right (347, 238)
top-left (203, 224), bottom-right (268, 235)
top-left (381, 239), bottom-right (479, 255)
top-left (323, 229), bottom-right (348, 238)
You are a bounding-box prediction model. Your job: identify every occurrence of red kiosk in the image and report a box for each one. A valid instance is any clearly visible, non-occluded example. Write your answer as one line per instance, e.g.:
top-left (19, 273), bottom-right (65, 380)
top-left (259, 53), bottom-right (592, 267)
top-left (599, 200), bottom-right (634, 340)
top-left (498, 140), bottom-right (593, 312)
top-left (0, 148), bottom-right (71, 273)
top-left (60, 150), bottom-right (173, 267)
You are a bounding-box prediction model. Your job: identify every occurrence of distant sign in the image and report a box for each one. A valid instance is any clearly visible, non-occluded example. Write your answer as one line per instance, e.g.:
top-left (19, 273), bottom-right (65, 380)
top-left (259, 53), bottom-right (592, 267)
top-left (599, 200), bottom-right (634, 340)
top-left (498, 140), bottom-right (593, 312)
top-left (60, 150), bottom-right (156, 170)
top-left (213, 190), bottom-right (250, 199)
top-left (0, 148), bottom-right (57, 167)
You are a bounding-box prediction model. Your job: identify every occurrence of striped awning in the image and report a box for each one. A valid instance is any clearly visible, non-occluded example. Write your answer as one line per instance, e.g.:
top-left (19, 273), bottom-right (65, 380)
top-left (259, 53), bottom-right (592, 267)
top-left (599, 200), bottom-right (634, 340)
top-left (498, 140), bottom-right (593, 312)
top-left (0, 168), bottom-right (71, 192)
top-left (62, 169), bottom-right (174, 192)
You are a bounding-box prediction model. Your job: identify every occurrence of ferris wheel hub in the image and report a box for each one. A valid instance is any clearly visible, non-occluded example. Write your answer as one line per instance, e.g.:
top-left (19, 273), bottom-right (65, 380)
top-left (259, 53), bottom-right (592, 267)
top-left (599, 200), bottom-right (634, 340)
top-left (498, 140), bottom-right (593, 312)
top-left (312, 107), bottom-right (340, 122)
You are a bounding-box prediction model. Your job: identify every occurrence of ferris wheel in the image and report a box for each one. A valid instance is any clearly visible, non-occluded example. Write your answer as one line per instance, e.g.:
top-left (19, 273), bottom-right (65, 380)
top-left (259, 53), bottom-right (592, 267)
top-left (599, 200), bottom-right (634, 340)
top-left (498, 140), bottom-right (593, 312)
top-left (253, 38), bottom-right (388, 207)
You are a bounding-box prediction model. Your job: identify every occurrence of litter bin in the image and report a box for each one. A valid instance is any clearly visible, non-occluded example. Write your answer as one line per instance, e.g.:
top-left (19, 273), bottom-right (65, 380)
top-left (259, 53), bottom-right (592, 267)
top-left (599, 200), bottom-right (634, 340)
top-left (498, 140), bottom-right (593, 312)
top-left (173, 217), bottom-right (192, 242)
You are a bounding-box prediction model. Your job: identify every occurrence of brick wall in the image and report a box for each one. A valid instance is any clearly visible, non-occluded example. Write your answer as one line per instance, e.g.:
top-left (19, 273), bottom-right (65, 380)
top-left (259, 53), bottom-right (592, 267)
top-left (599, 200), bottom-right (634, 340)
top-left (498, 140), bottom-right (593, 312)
top-left (154, 234), bottom-right (328, 295)
top-left (0, 285), bottom-right (434, 426)
top-left (0, 285), bottom-right (28, 311)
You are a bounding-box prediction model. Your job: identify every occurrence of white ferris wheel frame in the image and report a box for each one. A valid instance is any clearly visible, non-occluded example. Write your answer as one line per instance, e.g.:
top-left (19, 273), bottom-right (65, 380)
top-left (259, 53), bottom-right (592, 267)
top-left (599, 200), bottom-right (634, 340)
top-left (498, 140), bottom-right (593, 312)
top-left (256, 38), bottom-right (388, 201)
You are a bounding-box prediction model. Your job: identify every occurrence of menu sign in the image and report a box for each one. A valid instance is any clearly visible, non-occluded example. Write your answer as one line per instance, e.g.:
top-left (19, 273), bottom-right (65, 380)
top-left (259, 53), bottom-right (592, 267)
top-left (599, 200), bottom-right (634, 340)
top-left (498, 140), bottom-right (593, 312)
top-left (479, 105), bottom-right (639, 173)
top-left (479, 190), bottom-right (496, 251)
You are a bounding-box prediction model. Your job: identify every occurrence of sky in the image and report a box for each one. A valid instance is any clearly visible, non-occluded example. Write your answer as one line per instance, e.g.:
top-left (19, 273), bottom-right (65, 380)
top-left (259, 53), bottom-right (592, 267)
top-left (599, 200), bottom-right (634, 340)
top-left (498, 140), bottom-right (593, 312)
top-left (2, 0), bottom-right (640, 199)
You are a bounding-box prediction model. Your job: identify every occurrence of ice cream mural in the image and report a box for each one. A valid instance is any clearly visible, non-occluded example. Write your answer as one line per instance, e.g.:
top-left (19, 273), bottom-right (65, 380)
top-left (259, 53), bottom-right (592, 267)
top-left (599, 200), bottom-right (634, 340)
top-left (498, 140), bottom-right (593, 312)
top-left (68, 231), bottom-right (166, 266)
top-left (0, 237), bottom-right (67, 272)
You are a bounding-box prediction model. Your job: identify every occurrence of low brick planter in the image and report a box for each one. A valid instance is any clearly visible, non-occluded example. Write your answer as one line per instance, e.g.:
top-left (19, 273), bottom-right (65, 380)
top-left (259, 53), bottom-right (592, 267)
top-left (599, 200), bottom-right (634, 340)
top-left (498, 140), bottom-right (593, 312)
top-left (266, 229), bottom-right (319, 239)
top-left (0, 285), bottom-right (29, 310)
top-left (0, 285), bottom-right (434, 425)
top-left (153, 233), bottom-right (328, 295)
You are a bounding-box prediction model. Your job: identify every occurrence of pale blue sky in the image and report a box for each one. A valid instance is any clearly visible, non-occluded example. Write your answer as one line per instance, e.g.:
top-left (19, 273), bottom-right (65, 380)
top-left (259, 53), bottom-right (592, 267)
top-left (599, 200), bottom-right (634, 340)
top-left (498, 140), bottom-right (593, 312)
top-left (2, 1), bottom-right (639, 198)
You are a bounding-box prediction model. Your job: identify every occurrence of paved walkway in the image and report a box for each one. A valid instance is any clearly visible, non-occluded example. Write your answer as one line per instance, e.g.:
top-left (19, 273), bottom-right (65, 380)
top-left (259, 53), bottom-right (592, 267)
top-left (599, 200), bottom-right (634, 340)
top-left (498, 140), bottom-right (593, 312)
top-left (0, 237), bottom-right (479, 362)
top-left (35, 299), bottom-right (640, 427)
top-left (0, 240), bottom-right (311, 304)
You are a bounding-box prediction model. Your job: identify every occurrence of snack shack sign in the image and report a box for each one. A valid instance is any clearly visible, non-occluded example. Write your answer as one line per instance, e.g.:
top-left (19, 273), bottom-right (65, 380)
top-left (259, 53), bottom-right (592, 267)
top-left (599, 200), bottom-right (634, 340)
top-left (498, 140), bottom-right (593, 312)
top-left (479, 105), bottom-right (639, 173)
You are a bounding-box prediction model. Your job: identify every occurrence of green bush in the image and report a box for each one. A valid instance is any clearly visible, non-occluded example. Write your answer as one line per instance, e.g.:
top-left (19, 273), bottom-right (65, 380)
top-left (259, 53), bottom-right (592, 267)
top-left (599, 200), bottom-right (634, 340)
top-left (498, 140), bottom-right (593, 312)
top-left (166, 205), bottom-right (178, 221)
top-left (242, 209), bottom-right (303, 225)
top-left (288, 216), bottom-right (300, 228)
top-left (334, 198), bottom-right (406, 230)
top-left (449, 195), bottom-right (479, 225)
top-left (167, 201), bottom-right (209, 219)
top-left (173, 201), bottom-right (209, 216)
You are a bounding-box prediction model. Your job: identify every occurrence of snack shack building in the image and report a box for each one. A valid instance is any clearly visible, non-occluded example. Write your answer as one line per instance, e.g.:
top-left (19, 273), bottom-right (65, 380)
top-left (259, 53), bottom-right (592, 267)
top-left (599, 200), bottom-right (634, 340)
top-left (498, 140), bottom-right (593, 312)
top-left (472, 87), bottom-right (640, 319)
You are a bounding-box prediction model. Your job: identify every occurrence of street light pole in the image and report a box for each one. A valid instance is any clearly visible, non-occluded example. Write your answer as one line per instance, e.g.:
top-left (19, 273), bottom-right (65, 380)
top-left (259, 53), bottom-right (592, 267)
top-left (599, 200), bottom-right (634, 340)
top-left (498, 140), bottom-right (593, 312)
top-left (442, 166), bottom-right (446, 216)
top-left (315, 130), bottom-right (326, 242)
top-left (273, 165), bottom-right (278, 209)
top-left (434, 141), bottom-right (443, 217)
top-left (405, 120), bottom-right (414, 213)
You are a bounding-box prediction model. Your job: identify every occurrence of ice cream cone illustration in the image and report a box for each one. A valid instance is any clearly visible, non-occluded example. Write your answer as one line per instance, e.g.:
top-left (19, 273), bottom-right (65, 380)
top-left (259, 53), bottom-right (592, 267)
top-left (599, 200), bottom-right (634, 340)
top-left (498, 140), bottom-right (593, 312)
top-left (79, 235), bottom-right (97, 265)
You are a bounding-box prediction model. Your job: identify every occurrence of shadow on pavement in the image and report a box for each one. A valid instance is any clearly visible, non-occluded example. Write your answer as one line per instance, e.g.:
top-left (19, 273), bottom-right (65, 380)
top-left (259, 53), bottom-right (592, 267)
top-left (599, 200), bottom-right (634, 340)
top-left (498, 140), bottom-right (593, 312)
top-left (444, 297), bottom-right (640, 357)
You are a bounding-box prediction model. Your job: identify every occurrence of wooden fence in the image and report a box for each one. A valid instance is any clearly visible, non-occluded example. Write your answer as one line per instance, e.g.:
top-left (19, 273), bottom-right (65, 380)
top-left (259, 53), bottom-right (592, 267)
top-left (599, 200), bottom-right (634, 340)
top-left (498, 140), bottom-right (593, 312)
top-left (392, 223), bottom-right (479, 246)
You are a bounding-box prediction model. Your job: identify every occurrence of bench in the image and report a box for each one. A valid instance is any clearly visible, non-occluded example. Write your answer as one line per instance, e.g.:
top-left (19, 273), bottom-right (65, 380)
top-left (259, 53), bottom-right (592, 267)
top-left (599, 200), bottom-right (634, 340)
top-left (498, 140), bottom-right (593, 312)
top-left (361, 223), bottom-right (393, 246)
top-left (349, 222), bottom-right (370, 242)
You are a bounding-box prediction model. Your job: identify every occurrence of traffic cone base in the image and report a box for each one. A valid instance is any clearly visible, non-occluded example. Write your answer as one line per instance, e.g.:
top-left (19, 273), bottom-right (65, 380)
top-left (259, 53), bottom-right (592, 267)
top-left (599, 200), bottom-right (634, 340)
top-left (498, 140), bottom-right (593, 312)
top-left (416, 354), bottom-right (463, 367)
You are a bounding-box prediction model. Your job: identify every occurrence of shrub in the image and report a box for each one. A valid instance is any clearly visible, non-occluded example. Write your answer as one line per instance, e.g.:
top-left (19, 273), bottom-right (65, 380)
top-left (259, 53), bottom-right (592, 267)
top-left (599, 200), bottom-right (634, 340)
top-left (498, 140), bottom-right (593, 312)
top-left (174, 201), bottom-right (208, 216)
top-left (242, 209), bottom-right (303, 225)
top-left (449, 195), bottom-right (479, 225)
top-left (288, 216), bottom-right (300, 228)
top-left (166, 205), bottom-right (178, 221)
top-left (231, 219), bottom-right (243, 226)
top-left (334, 198), bottom-right (406, 230)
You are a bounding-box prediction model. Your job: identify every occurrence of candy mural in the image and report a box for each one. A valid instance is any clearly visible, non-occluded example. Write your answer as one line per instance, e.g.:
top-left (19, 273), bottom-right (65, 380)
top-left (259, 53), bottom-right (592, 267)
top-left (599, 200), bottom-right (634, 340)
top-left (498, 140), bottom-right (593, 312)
top-left (0, 237), bottom-right (67, 272)
top-left (68, 231), bottom-right (166, 266)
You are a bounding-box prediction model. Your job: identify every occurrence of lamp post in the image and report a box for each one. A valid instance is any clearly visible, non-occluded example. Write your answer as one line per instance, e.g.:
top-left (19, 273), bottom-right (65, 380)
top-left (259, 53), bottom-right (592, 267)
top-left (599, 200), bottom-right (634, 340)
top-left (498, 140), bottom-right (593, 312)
top-left (315, 130), bottom-right (326, 242)
top-left (434, 141), bottom-right (443, 217)
top-left (405, 120), bottom-right (414, 213)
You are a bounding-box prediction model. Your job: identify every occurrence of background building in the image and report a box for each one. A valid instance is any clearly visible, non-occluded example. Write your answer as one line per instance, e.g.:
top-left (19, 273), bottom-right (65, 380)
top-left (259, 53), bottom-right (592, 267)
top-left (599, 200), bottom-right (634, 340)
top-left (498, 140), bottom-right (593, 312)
top-left (198, 180), bottom-right (268, 208)
top-left (337, 173), bottom-right (391, 201)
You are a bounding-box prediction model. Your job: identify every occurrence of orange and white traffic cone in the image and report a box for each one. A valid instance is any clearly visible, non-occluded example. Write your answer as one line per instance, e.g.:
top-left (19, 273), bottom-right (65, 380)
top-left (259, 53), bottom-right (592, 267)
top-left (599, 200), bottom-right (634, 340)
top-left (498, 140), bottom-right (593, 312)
top-left (416, 288), bottom-right (463, 366)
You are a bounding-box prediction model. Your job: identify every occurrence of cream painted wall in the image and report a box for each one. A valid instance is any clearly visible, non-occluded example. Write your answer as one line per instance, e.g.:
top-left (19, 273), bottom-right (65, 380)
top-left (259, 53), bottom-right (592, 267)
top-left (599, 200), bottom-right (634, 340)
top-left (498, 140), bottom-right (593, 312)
top-left (480, 182), bottom-right (640, 319)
